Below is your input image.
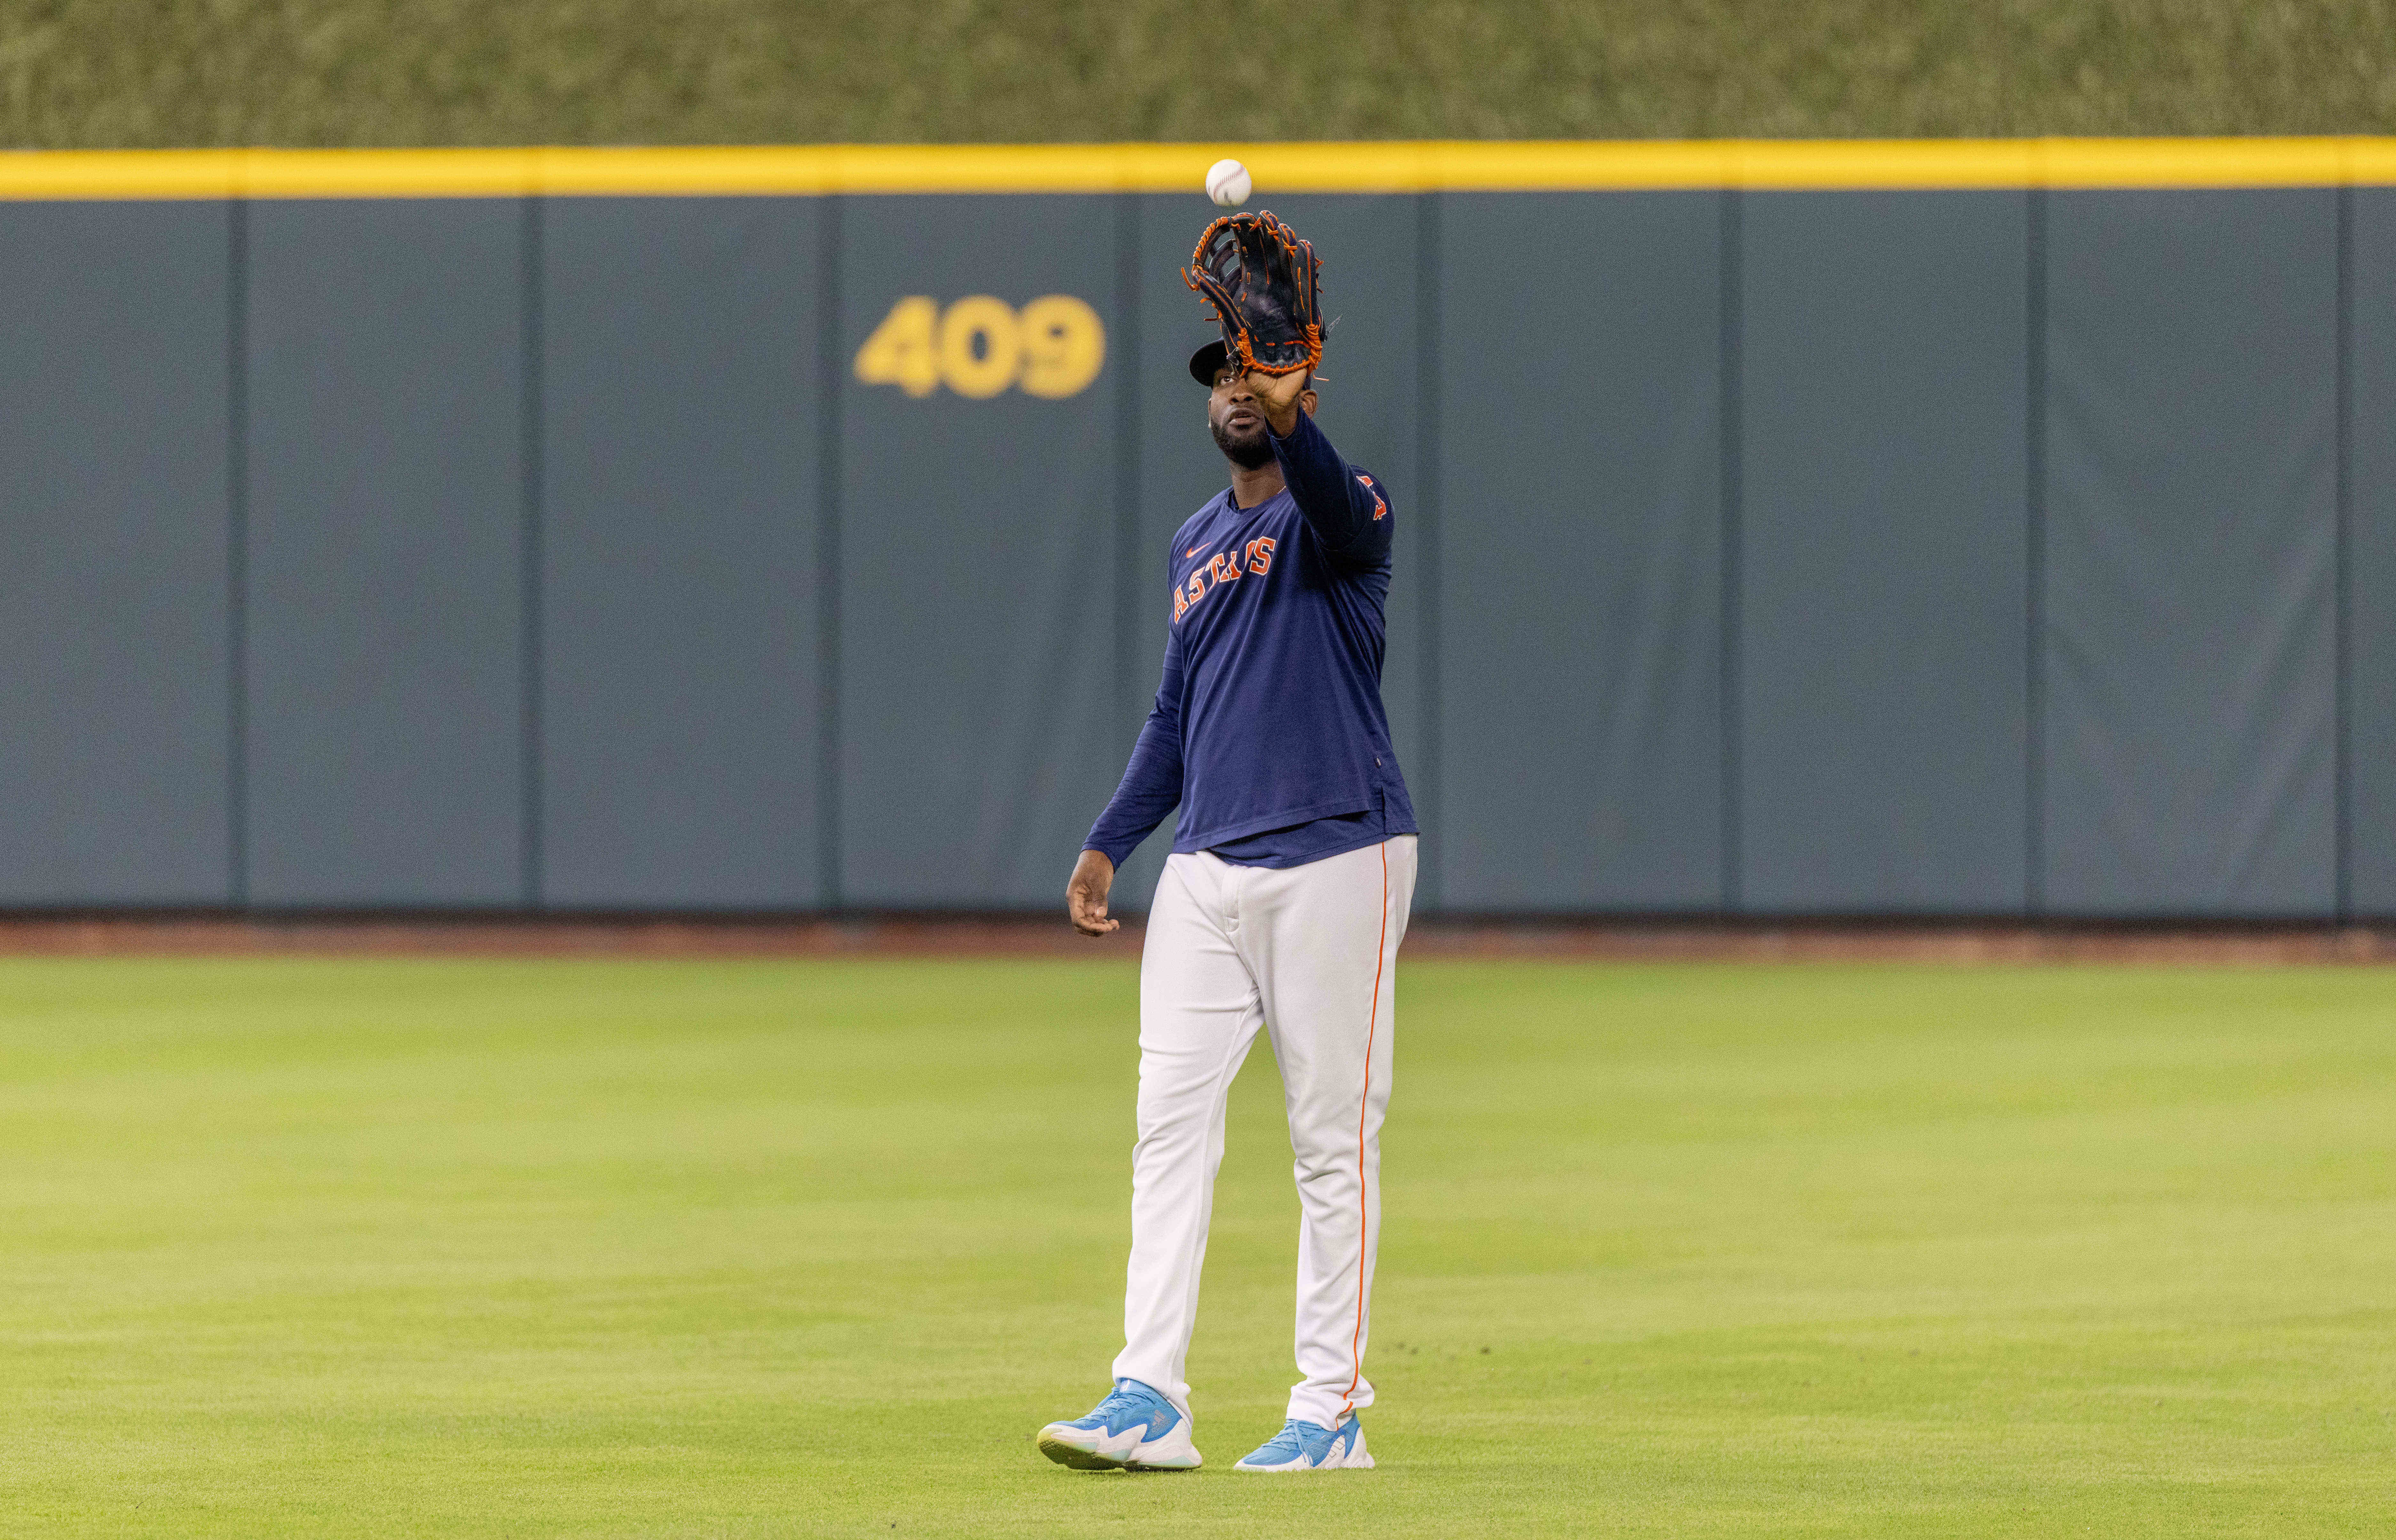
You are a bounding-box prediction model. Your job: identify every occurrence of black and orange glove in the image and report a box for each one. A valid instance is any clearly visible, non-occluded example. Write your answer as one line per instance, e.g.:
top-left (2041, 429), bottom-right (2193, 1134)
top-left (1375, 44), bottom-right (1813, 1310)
top-left (1184, 210), bottom-right (1323, 377)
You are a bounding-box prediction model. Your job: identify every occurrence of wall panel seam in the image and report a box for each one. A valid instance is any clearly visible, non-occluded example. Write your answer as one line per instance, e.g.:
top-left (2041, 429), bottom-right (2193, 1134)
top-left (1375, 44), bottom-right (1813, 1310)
top-left (2025, 188), bottom-right (2048, 917)
top-left (816, 196), bottom-right (845, 911)
top-left (1719, 189), bottom-right (1743, 913)
top-left (519, 195), bottom-right (546, 908)
top-left (226, 198), bottom-right (250, 909)
top-left (1415, 192), bottom-right (1443, 911)
top-left (2336, 185), bottom-right (2355, 922)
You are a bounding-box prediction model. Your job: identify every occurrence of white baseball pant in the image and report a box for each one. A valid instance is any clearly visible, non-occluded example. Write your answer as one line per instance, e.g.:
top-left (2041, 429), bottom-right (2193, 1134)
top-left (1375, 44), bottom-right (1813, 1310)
top-left (1111, 835), bottom-right (1417, 1431)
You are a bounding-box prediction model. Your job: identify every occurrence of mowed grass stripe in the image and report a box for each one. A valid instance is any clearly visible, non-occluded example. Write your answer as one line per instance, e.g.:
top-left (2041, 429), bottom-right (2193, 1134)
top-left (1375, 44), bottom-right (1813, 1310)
top-left (0, 958), bottom-right (2387, 1536)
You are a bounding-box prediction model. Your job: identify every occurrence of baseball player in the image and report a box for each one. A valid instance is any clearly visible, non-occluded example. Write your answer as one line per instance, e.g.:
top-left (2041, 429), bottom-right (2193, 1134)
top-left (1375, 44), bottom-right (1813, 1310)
top-left (1038, 212), bottom-right (1418, 1474)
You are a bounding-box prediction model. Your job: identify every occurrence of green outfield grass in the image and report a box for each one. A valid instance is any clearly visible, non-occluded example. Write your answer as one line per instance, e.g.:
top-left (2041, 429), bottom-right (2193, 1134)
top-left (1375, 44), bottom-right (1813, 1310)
top-left (0, 954), bottom-right (2389, 1536)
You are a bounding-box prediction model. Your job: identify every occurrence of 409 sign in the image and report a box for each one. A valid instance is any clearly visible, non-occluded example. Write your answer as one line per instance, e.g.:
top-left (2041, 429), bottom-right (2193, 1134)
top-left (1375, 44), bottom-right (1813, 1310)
top-left (853, 295), bottom-right (1106, 400)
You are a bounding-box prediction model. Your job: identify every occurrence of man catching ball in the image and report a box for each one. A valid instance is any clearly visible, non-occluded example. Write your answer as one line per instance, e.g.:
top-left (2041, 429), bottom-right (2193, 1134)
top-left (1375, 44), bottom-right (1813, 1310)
top-left (1038, 212), bottom-right (1418, 1474)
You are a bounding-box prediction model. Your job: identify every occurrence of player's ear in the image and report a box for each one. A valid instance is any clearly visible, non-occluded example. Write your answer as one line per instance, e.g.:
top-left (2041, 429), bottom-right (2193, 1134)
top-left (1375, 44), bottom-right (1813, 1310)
top-left (1299, 374), bottom-right (1319, 417)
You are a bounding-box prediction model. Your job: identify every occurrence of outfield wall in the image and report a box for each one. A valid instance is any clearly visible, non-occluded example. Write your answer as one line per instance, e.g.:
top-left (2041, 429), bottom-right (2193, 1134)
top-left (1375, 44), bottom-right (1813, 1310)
top-left (4, 142), bottom-right (2395, 919)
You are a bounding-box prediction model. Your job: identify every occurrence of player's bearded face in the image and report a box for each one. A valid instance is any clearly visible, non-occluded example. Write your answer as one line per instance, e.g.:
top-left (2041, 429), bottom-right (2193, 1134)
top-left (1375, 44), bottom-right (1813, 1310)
top-left (1209, 381), bottom-right (1276, 469)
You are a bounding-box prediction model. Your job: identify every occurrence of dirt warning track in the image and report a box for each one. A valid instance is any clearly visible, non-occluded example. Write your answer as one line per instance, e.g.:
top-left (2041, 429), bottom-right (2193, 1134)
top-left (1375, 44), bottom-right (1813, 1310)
top-left (2, 912), bottom-right (2394, 964)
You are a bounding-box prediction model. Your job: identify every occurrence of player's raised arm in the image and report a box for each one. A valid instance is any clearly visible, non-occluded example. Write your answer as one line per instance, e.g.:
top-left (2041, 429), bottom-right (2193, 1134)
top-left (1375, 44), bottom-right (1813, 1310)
top-left (1249, 370), bottom-right (1393, 568)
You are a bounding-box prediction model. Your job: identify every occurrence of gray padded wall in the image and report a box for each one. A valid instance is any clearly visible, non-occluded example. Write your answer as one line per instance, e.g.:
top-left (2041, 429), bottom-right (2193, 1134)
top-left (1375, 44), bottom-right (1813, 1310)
top-left (2041, 190), bottom-right (2338, 916)
top-left (1435, 192), bottom-right (1723, 911)
top-left (0, 185), bottom-right (2386, 919)
top-left (1739, 192), bottom-right (2030, 913)
top-left (540, 198), bottom-right (825, 909)
top-left (834, 196), bottom-right (1123, 907)
top-left (1122, 193), bottom-right (1425, 910)
top-left (244, 200), bottom-right (527, 907)
top-left (0, 203), bottom-right (232, 903)
top-left (2351, 189), bottom-right (2396, 915)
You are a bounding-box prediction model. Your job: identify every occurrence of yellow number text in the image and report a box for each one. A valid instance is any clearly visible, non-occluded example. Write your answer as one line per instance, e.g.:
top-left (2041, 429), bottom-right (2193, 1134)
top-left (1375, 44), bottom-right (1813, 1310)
top-left (854, 295), bottom-right (1106, 399)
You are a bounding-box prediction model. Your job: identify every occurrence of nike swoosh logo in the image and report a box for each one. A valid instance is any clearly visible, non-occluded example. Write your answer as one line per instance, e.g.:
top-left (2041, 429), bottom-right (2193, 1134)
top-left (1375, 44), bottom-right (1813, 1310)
top-left (1186, 545), bottom-right (1205, 558)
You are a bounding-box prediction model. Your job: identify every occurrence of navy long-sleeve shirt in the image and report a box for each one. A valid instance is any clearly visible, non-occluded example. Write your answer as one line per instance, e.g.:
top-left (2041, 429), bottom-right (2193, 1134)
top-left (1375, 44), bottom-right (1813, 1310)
top-left (1084, 408), bottom-right (1419, 870)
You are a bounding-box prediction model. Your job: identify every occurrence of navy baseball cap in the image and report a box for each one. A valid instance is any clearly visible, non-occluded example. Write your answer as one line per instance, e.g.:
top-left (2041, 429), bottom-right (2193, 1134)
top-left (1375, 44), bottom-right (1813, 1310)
top-left (1188, 339), bottom-right (1231, 386)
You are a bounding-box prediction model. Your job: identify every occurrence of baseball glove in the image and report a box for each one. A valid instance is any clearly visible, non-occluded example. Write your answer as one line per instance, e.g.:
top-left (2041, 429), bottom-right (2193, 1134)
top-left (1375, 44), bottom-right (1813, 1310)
top-left (1184, 210), bottom-right (1323, 377)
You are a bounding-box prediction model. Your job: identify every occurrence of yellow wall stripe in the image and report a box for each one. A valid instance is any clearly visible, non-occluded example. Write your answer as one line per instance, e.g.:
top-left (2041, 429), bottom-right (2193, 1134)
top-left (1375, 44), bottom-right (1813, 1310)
top-left (3, 139), bottom-right (2395, 200)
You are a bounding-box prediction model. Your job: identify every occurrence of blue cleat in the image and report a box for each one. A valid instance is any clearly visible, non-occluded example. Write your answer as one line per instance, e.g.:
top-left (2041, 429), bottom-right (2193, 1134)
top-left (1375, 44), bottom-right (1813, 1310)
top-left (1233, 1414), bottom-right (1374, 1472)
top-left (1035, 1379), bottom-right (1202, 1470)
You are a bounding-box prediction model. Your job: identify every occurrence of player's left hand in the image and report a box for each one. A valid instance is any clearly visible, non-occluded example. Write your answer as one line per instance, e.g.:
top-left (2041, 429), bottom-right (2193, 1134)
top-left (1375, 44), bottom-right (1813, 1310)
top-left (1245, 368), bottom-right (1309, 437)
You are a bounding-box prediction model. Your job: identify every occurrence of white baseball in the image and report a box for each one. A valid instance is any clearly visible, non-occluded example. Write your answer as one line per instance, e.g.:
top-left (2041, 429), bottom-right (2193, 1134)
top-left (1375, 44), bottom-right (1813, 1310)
top-left (1205, 158), bottom-right (1252, 208)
